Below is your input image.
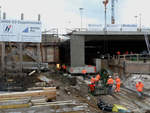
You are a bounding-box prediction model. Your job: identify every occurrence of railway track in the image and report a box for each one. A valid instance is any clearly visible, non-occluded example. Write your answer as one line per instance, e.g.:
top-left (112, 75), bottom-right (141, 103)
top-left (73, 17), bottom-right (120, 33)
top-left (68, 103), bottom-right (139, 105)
top-left (77, 96), bottom-right (102, 113)
top-left (112, 87), bottom-right (150, 113)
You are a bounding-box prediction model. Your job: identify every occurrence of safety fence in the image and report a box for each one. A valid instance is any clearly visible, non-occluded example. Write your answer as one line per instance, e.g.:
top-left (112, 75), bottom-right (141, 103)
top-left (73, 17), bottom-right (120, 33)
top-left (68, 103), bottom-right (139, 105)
top-left (118, 54), bottom-right (150, 62)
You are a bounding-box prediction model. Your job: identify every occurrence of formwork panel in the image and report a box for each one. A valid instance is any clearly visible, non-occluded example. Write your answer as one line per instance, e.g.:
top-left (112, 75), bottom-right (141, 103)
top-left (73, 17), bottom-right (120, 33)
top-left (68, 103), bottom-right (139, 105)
top-left (47, 47), bottom-right (54, 62)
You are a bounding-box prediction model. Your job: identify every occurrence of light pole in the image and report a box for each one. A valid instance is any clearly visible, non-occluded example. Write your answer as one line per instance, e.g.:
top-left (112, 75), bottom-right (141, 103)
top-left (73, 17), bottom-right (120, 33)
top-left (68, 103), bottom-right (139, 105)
top-left (134, 15), bottom-right (138, 25)
top-left (139, 13), bottom-right (142, 31)
top-left (79, 8), bottom-right (84, 31)
top-left (103, 0), bottom-right (108, 31)
top-left (0, 6), bottom-right (1, 20)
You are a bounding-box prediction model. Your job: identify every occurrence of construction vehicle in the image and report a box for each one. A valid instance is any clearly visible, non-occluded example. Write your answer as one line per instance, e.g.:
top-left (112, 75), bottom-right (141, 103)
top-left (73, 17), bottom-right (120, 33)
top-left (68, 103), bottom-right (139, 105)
top-left (88, 68), bottom-right (113, 95)
top-left (67, 65), bottom-right (96, 74)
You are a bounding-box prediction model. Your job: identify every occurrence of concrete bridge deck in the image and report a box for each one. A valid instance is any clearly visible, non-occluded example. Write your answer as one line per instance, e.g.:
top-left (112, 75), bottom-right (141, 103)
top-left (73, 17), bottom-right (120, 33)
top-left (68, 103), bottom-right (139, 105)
top-left (66, 30), bottom-right (150, 67)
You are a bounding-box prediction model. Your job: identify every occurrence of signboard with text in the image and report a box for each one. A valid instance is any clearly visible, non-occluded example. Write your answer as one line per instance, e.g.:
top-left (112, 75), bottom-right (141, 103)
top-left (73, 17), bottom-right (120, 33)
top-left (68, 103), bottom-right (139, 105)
top-left (88, 24), bottom-right (103, 31)
top-left (121, 24), bottom-right (137, 31)
top-left (107, 24), bottom-right (121, 31)
top-left (0, 19), bottom-right (41, 42)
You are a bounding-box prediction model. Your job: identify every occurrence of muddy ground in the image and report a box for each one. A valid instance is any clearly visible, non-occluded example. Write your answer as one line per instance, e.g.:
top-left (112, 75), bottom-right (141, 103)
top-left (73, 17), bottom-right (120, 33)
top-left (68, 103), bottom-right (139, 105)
top-left (46, 72), bottom-right (150, 113)
top-left (1, 71), bottom-right (150, 113)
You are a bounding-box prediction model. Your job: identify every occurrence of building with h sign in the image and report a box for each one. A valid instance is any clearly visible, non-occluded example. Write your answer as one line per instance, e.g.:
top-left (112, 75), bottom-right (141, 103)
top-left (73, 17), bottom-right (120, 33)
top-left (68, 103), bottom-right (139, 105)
top-left (0, 18), bottom-right (60, 76)
top-left (0, 20), bottom-right (41, 42)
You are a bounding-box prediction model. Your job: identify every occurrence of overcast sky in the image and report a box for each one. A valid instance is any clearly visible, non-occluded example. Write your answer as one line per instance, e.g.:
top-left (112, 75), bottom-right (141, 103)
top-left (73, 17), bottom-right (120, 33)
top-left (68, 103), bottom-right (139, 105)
top-left (0, 0), bottom-right (150, 31)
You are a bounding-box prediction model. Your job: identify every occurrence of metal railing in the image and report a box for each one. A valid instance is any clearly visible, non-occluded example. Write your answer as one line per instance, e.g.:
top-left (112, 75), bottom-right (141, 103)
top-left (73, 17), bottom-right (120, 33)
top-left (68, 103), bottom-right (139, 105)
top-left (65, 27), bottom-right (150, 34)
top-left (118, 54), bottom-right (150, 62)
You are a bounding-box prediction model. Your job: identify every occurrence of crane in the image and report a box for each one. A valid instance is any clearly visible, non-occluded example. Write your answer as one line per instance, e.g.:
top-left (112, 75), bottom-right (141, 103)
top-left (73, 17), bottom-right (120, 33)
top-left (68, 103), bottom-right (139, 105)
top-left (102, 0), bottom-right (117, 24)
top-left (111, 0), bottom-right (117, 24)
top-left (111, 0), bottom-right (115, 24)
top-left (103, 0), bottom-right (109, 6)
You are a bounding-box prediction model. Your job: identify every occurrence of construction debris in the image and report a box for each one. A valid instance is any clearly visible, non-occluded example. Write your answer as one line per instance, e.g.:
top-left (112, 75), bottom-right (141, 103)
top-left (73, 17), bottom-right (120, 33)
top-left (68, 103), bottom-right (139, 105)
top-left (28, 70), bottom-right (36, 76)
top-left (0, 99), bottom-right (89, 113)
top-left (37, 74), bottom-right (53, 84)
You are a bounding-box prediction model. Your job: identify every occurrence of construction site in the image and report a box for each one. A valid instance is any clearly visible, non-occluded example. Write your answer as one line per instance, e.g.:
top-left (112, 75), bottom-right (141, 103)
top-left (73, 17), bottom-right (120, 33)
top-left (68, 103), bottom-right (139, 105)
top-left (0, 0), bottom-right (150, 113)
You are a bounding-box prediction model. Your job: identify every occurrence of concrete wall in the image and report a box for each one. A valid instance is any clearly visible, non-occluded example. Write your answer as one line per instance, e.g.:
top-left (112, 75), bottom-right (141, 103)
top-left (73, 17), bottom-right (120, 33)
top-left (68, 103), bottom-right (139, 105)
top-left (41, 46), bottom-right (59, 63)
top-left (125, 62), bottom-right (150, 74)
top-left (70, 35), bottom-right (85, 67)
top-left (108, 58), bottom-right (150, 74)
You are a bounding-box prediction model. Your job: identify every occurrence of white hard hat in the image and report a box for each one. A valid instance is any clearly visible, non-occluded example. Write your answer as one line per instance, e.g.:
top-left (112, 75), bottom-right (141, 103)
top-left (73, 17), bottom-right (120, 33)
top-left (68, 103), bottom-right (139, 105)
top-left (109, 76), bottom-right (112, 78)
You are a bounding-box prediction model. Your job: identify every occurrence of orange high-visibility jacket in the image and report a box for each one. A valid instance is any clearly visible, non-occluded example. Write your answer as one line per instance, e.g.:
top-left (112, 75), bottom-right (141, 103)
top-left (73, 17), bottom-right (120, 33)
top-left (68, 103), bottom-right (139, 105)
top-left (95, 74), bottom-right (101, 81)
top-left (117, 51), bottom-right (121, 55)
top-left (62, 65), bottom-right (66, 69)
top-left (107, 78), bottom-right (114, 85)
top-left (136, 82), bottom-right (144, 92)
top-left (91, 77), bottom-right (96, 84)
top-left (82, 69), bottom-right (87, 74)
top-left (115, 78), bottom-right (121, 85)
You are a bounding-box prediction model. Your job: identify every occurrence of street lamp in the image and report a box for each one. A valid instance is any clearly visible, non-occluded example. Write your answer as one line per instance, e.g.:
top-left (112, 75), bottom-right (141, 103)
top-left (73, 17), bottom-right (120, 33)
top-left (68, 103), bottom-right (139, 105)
top-left (79, 8), bottom-right (84, 31)
top-left (134, 15), bottom-right (138, 25)
top-left (139, 13), bottom-right (142, 31)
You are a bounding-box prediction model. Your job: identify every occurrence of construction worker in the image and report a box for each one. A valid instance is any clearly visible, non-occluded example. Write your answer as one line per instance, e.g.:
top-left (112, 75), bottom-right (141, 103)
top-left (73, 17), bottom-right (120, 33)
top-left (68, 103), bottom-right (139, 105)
top-left (56, 64), bottom-right (61, 71)
top-left (136, 80), bottom-right (144, 97)
top-left (115, 76), bottom-right (121, 92)
top-left (82, 69), bottom-right (87, 80)
top-left (116, 51), bottom-right (121, 59)
top-left (95, 73), bottom-right (101, 85)
top-left (116, 51), bottom-right (121, 55)
top-left (88, 77), bottom-right (96, 94)
top-left (107, 76), bottom-right (114, 94)
top-left (62, 64), bottom-right (67, 73)
top-left (125, 51), bottom-right (129, 55)
top-left (91, 77), bottom-right (96, 84)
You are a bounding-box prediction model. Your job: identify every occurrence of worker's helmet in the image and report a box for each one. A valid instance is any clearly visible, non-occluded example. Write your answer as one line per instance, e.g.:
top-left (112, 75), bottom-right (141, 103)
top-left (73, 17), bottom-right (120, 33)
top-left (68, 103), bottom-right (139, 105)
top-left (109, 76), bottom-right (112, 78)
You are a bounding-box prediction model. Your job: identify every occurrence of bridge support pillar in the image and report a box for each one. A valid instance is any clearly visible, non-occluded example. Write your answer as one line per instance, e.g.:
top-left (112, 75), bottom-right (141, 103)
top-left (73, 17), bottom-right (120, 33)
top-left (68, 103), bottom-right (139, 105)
top-left (70, 35), bottom-right (85, 67)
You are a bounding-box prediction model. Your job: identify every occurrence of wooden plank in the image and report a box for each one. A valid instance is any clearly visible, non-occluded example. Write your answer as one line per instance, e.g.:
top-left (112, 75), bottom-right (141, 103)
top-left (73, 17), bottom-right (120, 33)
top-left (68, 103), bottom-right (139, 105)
top-left (0, 103), bottom-right (31, 109)
top-left (0, 98), bottom-right (30, 106)
top-left (0, 88), bottom-right (56, 100)
top-left (0, 101), bottom-right (89, 112)
top-left (31, 98), bottom-right (47, 103)
top-left (43, 87), bottom-right (56, 90)
top-left (0, 97), bottom-right (30, 101)
top-left (31, 98), bottom-right (47, 106)
top-left (28, 87), bottom-right (56, 91)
